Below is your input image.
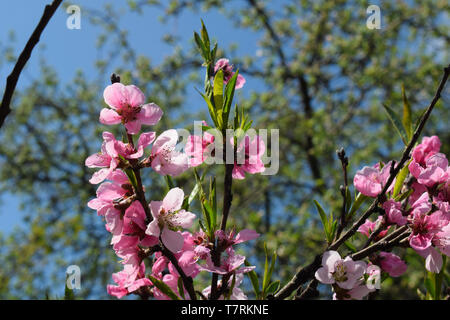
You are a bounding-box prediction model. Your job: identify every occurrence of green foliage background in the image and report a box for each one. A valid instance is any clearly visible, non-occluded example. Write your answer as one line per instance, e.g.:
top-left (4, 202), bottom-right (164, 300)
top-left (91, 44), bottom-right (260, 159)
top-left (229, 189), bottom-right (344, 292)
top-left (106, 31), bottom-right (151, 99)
top-left (0, 0), bottom-right (448, 299)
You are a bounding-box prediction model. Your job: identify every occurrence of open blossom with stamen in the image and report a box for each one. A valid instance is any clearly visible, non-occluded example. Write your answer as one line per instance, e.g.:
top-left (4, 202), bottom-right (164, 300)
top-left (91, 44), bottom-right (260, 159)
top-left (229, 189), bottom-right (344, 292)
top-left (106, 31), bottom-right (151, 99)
top-left (315, 250), bottom-right (366, 290)
top-left (145, 188), bottom-right (196, 253)
top-left (150, 129), bottom-right (189, 176)
top-left (214, 58), bottom-right (246, 89)
top-left (100, 83), bottom-right (163, 134)
top-left (353, 161), bottom-right (395, 197)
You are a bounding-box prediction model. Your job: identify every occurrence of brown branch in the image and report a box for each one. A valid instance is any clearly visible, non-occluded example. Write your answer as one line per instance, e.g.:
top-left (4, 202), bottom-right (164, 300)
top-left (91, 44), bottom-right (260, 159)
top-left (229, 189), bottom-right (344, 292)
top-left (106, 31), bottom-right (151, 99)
top-left (0, 0), bottom-right (63, 129)
top-left (275, 64), bottom-right (450, 299)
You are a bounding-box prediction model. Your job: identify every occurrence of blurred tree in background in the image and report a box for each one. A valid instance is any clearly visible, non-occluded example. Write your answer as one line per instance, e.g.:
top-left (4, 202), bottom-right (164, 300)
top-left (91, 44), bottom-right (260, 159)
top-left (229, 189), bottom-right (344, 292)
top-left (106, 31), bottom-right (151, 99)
top-left (0, 0), bottom-right (448, 299)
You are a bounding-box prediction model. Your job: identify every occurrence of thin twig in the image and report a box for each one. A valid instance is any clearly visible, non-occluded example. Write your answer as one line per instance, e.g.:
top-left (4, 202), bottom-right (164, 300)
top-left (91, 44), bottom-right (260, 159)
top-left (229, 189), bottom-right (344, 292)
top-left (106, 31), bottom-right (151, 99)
top-left (0, 0), bottom-right (63, 129)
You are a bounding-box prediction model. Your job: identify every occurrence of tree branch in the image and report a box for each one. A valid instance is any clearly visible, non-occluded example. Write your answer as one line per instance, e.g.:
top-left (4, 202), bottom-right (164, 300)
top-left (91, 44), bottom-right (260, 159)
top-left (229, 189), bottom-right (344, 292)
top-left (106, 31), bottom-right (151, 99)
top-left (0, 0), bottom-right (62, 129)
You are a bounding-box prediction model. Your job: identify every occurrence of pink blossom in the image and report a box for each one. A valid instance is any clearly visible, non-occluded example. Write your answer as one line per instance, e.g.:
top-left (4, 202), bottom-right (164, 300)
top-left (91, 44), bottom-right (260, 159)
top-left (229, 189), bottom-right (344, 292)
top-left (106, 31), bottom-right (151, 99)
top-left (200, 248), bottom-right (255, 275)
top-left (411, 135), bottom-right (441, 165)
top-left (215, 229), bottom-right (260, 250)
top-left (382, 200), bottom-right (407, 226)
top-left (87, 171), bottom-right (131, 216)
top-left (85, 131), bottom-right (155, 184)
top-left (315, 251), bottom-right (366, 290)
top-left (184, 123), bottom-right (215, 167)
top-left (145, 188), bottom-right (196, 253)
top-left (107, 262), bottom-right (151, 299)
top-left (408, 193), bottom-right (441, 251)
top-left (357, 216), bottom-right (389, 238)
top-left (414, 153), bottom-right (449, 187)
top-left (232, 135), bottom-right (266, 180)
top-left (378, 252), bottom-right (407, 277)
top-left (214, 58), bottom-right (246, 89)
top-left (150, 129), bottom-right (189, 176)
top-left (202, 273), bottom-right (248, 300)
top-left (101, 83), bottom-right (163, 134)
top-left (353, 161), bottom-right (394, 197)
top-left (333, 281), bottom-right (374, 300)
top-left (152, 273), bottom-right (181, 300)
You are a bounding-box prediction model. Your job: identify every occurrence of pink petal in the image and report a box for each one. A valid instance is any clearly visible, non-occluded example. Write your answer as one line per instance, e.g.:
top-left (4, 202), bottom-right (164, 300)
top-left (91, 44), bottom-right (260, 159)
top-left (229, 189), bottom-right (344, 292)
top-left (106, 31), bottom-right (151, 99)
top-left (138, 103), bottom-right (163, 125)
top-left (163, 188), bottom-right (184, 212)
top-left (124, 85), bottom-right (146, 107)
top-left (125, 120), bottom-right (142, 135)
top-left (100, 108), bottom-right (122, 125)
top-left (103, 83), bottom-right (127, 110)
top-left (161, 228), bottom-right (184, 253)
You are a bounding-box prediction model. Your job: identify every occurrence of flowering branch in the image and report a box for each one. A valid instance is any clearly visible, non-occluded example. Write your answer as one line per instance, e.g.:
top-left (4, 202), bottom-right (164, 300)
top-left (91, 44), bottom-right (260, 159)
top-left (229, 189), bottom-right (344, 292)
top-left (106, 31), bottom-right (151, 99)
top-left (275, 64), bottom-right (450, 300)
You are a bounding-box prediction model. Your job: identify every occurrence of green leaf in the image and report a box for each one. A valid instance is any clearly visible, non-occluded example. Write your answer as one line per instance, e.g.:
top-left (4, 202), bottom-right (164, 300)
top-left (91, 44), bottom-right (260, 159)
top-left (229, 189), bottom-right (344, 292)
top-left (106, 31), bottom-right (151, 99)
top-left (262, 243), bottom-right (277, 296)
top-left (148, 275), bottom-right (180, 300)
top-left (124, 167), bottom-right (138, 190)
top-left (382, 103), bottom-right (408, 145)
top-left (344, 241), bottom-right (357, 253)
top-left (165, 175), bottom-right (175, 190)
top-left (209, 177), bottom-right (217, 226)
top-left (213, 70), bottom-right (224, 127)
top-left (265, 280), bottom-right (280, 295)
top-left (198, 90), bottom-right (219, 128)
top-left (401, 84), bottom-right (413, 141)
top-left (193, 31), bottom-right (209, 61)
top-left (202, 200), bottom-right (216, 238)
top-left (245, 260), bottom-right (260, 299)
top-left (177, 276), bottom-right (185, 300)
top-left (223, 70), bottom-right (239, 128)
top-left (348, 193), bottom-right (369, 219)
top-left (393, 161), bottom-right (410, 197)
top-left (185, 182), bottom-right (201, 209)
top-left (200, 19), bottom-right (210, 54)
top-left (394, 188), bottom-right (413, 202)
top-left (313, 200), bottom-right (330, 241)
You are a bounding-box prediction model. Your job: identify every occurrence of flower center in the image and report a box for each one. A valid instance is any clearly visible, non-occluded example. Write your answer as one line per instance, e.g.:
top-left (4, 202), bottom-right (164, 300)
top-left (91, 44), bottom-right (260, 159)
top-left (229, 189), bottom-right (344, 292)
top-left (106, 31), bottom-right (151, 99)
top-left (117, 104), bottom-right (141, 123)
top-left (332, 261), bottom-right (348, 282)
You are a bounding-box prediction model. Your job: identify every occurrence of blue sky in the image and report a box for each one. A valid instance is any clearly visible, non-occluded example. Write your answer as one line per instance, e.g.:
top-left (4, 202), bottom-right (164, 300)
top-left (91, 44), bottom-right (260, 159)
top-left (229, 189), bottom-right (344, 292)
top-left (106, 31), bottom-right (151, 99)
top-left (0, 0), bottom-right (264, 235)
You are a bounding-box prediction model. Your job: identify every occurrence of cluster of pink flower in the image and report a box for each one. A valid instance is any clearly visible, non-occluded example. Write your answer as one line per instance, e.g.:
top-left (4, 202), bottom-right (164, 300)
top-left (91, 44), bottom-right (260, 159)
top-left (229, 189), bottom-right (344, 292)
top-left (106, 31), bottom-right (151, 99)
top-left (316, 136), bottom-right (449, 299)
top-left (85, 60), bottom-right (263, 299)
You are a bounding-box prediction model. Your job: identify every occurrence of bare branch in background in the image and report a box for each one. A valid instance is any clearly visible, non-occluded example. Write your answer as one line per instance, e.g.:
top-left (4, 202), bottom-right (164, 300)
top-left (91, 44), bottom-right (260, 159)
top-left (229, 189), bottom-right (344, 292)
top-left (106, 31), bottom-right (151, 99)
top-left (0, 0), bottom-right (63, 129)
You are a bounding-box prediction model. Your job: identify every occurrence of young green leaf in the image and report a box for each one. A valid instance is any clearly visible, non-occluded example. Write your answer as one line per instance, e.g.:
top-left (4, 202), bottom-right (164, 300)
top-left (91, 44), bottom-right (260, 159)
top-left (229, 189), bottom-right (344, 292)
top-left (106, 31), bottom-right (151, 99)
top-left (313, 200), bottom-right (329, 239)
top-left (148, 275), bottom-right (181, 300)
top-left (223, 70), bottom-right (239, 127)
top-left (382, 103), bottom-right (408, 145)
top-left (213, 70), bottom-right (224, 125)
top-left (393, 161), bottom-right (410, 197)
top-left (401, 84), bottom-right (413, 141)
top-left (245, 260), bottom-right (260, 299)
top-left (177, 277), bottom-right (185, 300)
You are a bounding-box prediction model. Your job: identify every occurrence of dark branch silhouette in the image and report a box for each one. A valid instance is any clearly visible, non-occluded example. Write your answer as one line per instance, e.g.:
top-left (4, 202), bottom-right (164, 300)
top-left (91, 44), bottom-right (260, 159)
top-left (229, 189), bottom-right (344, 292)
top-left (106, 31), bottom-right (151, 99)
top-left (0, 0), bottom-right (63, 129)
